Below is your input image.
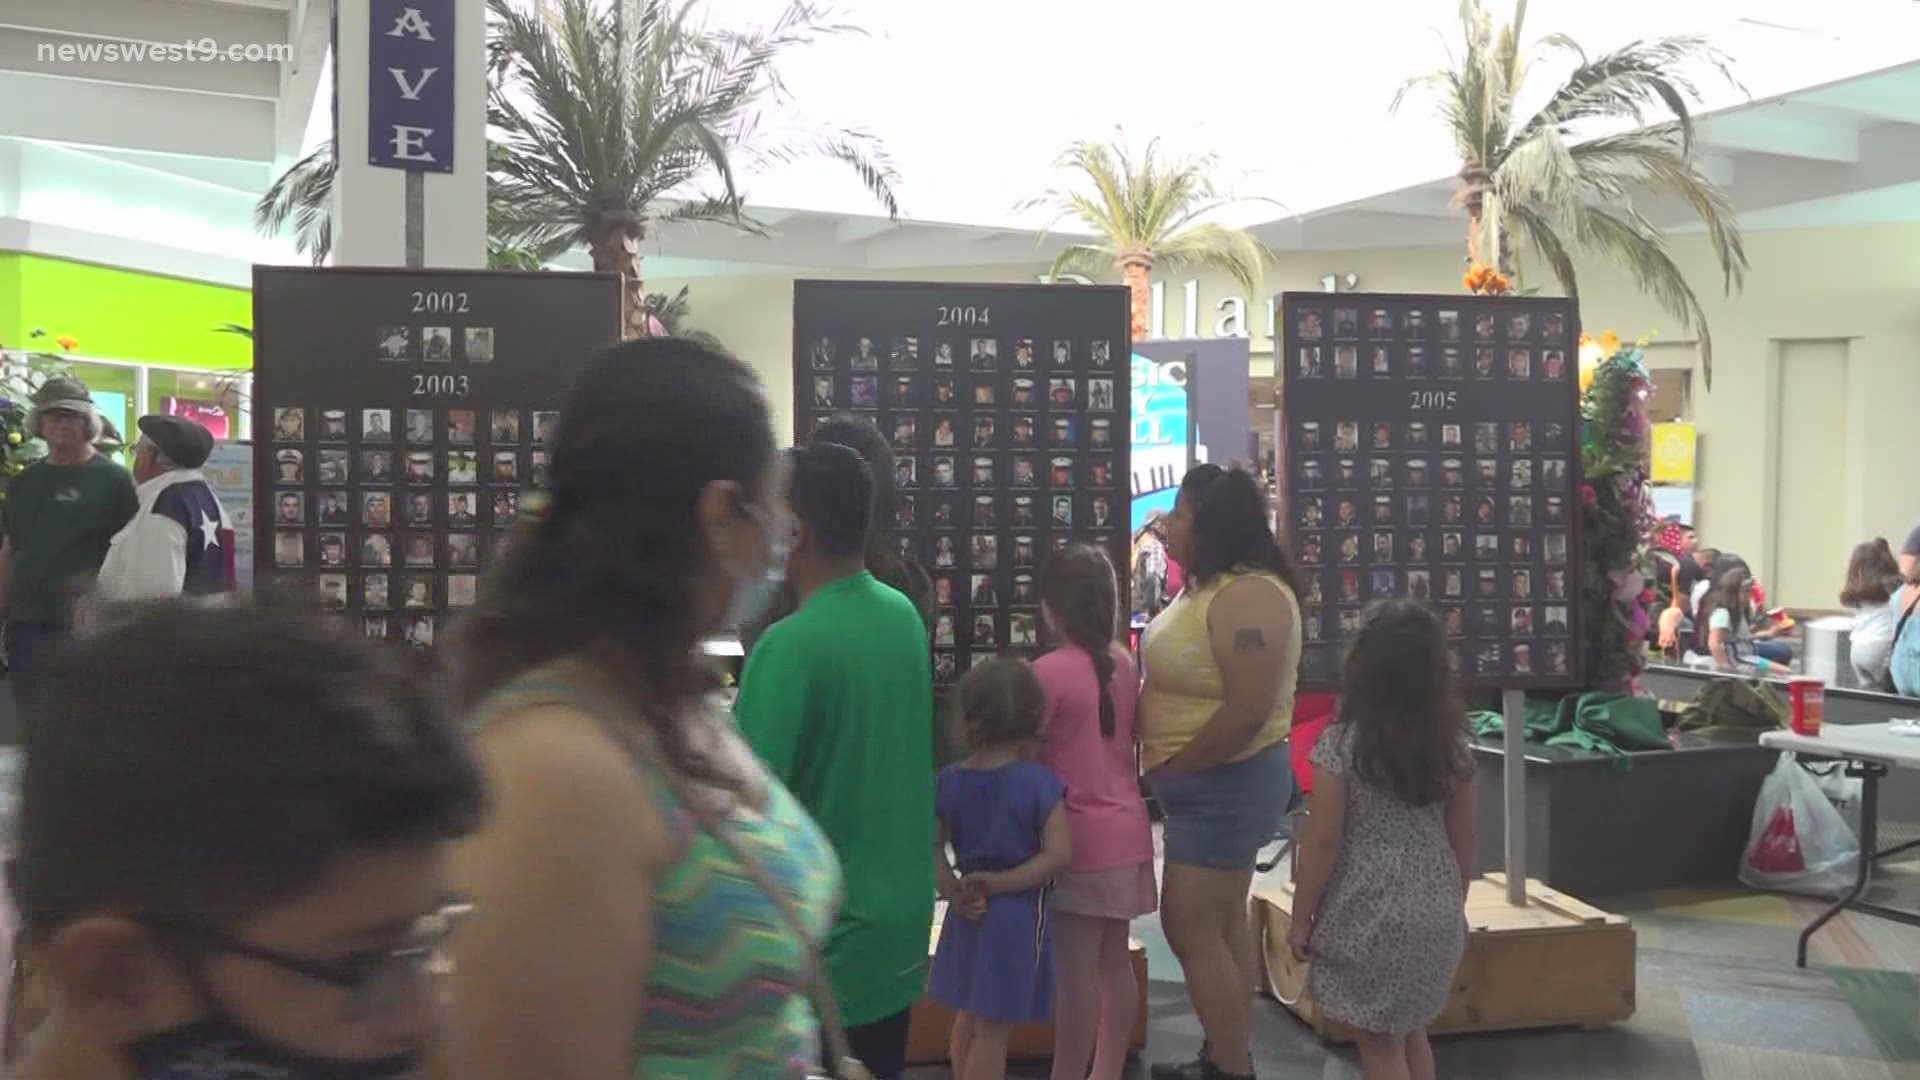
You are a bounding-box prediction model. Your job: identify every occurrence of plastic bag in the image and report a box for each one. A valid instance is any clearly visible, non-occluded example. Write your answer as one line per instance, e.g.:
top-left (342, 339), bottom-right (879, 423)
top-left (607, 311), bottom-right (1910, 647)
top-left (1740, 753), bottom-right (1860, 897)
top-left (1806, 759), bottom-right (1865, 840)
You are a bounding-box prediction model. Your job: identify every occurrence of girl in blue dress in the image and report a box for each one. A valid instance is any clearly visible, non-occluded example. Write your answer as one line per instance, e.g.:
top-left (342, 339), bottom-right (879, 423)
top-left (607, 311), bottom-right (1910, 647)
top-left (931, 658), bottom-right (1072, 1080)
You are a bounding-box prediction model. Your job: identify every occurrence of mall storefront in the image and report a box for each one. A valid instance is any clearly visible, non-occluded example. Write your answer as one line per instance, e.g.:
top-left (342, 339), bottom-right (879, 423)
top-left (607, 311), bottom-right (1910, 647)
top-left (0, 253), bottom-right (253, 450)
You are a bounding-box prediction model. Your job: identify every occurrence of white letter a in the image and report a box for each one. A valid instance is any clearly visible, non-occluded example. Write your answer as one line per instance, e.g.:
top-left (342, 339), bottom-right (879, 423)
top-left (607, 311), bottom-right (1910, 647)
top-left (386, 8), bottom-right (435, 40)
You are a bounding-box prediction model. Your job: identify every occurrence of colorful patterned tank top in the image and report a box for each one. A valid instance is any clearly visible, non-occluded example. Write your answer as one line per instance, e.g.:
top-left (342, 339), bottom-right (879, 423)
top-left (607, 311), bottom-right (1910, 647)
top-left (477, 678), bottom-right (842, 1079)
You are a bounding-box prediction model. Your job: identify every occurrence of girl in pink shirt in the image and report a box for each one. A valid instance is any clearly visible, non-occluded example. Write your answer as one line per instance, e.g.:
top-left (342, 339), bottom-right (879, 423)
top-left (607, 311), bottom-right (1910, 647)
top-left (1035, 544), bottom-right (1155, 1080)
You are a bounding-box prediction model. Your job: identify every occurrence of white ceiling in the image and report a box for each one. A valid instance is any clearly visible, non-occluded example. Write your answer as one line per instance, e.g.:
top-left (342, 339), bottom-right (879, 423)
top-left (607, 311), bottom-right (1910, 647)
top-left (0, 0), bottom-right (1917, 283)
top-left (0, 0), bottom-right (328, 170)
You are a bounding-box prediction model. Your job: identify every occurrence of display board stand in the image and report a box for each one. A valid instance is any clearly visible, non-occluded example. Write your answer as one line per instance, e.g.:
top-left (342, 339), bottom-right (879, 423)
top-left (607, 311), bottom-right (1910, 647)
top-left (1501, 687), bottom-right (1528, 905)
top-left (251, 267), bottom-right (621, 643)
top-left (791, 280), bottom-right (1131, 687)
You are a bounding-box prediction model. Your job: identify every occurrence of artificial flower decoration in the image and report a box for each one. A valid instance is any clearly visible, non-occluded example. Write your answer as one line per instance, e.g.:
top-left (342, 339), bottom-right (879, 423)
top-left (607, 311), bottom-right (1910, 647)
top-left (1578, 329), bottom-right (1659, 692)
top-left (1462, 262), bottom-right (1512, 296)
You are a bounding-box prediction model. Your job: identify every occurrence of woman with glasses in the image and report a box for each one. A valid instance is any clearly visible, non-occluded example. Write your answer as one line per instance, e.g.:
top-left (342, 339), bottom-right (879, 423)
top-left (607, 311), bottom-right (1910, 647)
top-left (8, 597), bottom-right (484, 1079)
top-left (443, 340), bottom-right (843, 1080)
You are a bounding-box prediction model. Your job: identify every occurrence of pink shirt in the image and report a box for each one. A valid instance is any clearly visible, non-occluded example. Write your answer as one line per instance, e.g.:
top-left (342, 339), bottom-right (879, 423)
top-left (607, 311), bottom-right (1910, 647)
top-left (1034, 644), bottom-right (1153, 873)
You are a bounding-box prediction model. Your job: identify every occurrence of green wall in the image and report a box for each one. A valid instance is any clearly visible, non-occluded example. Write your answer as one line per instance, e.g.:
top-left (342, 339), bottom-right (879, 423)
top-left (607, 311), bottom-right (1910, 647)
top-left (0, 254), bottom-right (251, 370)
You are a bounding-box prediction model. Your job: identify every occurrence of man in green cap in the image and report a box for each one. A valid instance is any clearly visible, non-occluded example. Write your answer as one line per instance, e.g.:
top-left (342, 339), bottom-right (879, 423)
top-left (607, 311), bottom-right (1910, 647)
top-left (1, 377), bottom-right (138, 692)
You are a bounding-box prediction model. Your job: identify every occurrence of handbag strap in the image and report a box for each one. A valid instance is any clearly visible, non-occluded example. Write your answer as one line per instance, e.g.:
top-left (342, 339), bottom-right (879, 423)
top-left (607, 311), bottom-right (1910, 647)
top-left (478, 680), bottom-right (865, 1080)
top-left (665, 775), bottom-right (867, 1080)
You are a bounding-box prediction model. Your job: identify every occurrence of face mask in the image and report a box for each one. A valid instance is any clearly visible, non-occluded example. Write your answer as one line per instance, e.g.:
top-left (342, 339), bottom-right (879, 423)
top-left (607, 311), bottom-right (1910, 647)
top-left (724, 506), bottom-right (789, 629)
top-left (127, 1015), bottom-right (423, 1079)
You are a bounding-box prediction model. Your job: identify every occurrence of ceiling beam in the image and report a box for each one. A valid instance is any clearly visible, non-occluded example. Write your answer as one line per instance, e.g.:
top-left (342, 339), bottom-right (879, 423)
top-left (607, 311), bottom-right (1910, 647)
top-left (1700, 109), bottom-right (1861, 164)
top-left (0, 27), bottom-right (280, 98)
top-left (1800, 73), bottom-right (1920, 126)
top-left (0, 71), bottom-right (273, 161)
top-left (274, 0), bottom-right (330, 162)
top-left (832, 216), bottom-right (895, 244)
top-left (1355, 185), bottom-right (1458, 219)
top-left (0, 0), bottom-right (286, 53)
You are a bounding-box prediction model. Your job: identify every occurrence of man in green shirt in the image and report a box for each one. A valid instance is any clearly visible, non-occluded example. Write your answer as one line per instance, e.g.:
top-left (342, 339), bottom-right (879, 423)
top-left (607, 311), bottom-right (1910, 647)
top-left (736, 442), bottom-right (934, 1080)
top-left (1, 377), bottom-right (139, 697)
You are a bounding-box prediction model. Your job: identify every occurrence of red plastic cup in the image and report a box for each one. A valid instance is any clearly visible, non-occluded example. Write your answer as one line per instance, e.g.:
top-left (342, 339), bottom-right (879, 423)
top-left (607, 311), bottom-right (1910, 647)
top-left (1789, 676), bottom-right (1825, 735)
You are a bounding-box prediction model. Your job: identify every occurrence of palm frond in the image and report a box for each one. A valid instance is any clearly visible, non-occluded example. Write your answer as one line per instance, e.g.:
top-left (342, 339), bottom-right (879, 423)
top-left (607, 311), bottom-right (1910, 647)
top-left (486, 0), bottom-right (898, 273)
top-left (1516, 36), bottom-right (1737, 155)
top-left (1153, 223), bottom-right (1272, 299)
top-left (1046, 242), bottom-right (1124, 282)
top-left (1575, 204), bottom-right (1716, 386)
top-left (1504, 203), bottom-right (1579, 299)
top-left (254, 141), bottom-right (336, 264)
top-left (1566, 125), bottom-right (1747, 293)
top-left (1025, 135), bottom-right (1267, 278)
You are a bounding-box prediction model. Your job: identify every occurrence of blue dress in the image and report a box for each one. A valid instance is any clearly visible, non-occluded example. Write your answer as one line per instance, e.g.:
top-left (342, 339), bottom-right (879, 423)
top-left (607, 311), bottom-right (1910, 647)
top-left (927, 760), bottom-right (1066, 1023)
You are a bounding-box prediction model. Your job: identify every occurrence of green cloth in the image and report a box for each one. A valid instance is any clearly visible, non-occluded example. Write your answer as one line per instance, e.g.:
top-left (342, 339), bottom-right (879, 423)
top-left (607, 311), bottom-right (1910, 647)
top-left (735, 570), bottom-right (935, 1026)
top-left (3, 455), bottom-right (137, 622)
top-left (1469, 692), bottom-right (1671, 762)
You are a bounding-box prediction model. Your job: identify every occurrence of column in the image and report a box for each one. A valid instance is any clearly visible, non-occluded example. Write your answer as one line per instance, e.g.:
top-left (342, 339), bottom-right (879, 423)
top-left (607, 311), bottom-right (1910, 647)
top-left (331, 0), bottom-right (486, 268)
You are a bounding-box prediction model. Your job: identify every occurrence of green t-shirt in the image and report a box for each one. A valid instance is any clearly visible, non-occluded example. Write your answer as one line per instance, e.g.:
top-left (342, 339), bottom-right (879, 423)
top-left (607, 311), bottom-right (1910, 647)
top-left (735, 570), bottom-right (935, 1026)
top-left (3, 455), bottom-right (139, 623)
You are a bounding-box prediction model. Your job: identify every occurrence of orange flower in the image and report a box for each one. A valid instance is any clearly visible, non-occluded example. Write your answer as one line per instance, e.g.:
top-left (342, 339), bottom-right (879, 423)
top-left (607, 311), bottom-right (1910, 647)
top-left (1598, 331), bottom-right (1620, 355)
top-left (54, 336), bottom-right (78, 352)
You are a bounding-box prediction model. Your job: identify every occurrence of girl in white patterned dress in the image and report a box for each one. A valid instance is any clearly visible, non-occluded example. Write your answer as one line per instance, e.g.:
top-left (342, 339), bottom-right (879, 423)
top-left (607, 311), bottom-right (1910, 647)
top-left (1288, 600), bottom-right (1476, 1080)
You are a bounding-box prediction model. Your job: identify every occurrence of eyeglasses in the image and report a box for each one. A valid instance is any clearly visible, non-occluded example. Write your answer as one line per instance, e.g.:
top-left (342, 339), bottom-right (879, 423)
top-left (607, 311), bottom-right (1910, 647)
top-left (148, 899), bottom-right (473, 1018)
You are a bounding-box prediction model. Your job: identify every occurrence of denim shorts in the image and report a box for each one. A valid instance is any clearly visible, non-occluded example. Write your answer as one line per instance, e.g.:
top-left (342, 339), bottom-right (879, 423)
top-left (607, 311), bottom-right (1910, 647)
top-left (1147, 740), bottom-right (1294, 871)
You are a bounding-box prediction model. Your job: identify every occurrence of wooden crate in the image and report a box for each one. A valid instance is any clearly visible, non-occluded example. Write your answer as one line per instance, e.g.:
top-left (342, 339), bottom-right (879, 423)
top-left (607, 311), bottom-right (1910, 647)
top-left (905, 906), bottom-right (1149, 1065)
top-left (1253, 874), bottom-right (1635, 1041)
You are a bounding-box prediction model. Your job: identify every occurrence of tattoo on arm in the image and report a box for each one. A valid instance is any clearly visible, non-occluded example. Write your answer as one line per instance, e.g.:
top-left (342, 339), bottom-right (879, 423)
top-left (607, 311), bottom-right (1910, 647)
top-left (1232, 628), bottom-right (1267, 652)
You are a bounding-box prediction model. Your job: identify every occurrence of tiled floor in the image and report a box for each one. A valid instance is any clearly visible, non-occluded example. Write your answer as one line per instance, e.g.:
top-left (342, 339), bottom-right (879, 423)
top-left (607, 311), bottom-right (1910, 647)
top-left (916, 835), bottom-right (1920, 1079)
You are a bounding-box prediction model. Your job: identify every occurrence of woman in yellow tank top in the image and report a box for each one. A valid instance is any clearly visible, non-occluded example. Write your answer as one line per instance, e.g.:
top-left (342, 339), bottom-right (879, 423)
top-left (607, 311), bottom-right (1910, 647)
top-left (1139, 465), bottom-right (1303, 1080)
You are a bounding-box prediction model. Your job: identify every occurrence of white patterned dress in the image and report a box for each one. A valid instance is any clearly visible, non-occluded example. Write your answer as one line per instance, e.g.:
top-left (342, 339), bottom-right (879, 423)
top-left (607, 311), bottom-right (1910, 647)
top-left (1304, 722), bottom-right (1467, 1034)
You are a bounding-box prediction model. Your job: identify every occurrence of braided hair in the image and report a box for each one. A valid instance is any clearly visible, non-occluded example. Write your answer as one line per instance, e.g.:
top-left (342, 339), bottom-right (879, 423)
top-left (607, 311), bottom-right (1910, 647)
top-left (1040, 543), bottom-right (1121, 738)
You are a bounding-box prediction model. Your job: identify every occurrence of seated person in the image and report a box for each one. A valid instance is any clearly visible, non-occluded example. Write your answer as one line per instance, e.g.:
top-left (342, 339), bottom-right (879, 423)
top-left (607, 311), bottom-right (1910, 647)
top-left (1840, 538), bottom-right (1904, 686)
top-left (8, 598), bottom-right (485, 1079)
top-left (1890, 570), bottom-right (1920, 696)
top-left (1698, 568), bottom-right (1789, 672)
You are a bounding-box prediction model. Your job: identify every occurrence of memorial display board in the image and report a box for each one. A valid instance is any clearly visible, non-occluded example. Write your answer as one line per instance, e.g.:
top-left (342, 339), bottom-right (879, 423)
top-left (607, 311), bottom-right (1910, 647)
top-left (793, 280), bottom-right (1131, 686)
top-left (1279, 292), bottom-right (1583, 690)
top-left (252, 267), bottom-right (621, 644)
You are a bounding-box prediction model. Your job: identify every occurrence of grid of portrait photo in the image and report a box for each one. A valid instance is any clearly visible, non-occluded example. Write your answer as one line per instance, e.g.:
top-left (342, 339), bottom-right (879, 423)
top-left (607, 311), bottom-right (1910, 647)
top-left (1285, 296), bottom-right (1580, 688)
top-left (803, 327), bottom-right (1124, 686)
top-left (266, 325), bottom-right (558, 647)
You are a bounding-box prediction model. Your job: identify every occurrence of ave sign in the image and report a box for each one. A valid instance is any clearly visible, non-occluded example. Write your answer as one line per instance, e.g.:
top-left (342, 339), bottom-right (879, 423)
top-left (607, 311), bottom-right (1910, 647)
top-left (368, 0), bottom-right (455, 172)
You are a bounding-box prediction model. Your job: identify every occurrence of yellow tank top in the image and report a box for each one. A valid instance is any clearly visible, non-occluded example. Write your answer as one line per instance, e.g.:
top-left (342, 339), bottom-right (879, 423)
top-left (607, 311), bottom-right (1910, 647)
top-left (1139, 569), bottom-right (1301, 771)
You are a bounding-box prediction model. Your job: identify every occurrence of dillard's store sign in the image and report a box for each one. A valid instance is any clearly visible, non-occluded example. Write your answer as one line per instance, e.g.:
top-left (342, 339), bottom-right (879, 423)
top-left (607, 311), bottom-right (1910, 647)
top-left (368, 0), bottom-right (456, 172)
top-left (1041, 273), bottom-right (1363, 342)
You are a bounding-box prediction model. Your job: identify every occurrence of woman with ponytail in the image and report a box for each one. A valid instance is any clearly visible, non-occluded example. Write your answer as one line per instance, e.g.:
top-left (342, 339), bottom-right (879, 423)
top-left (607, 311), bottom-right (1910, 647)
top-left (1035, 543), bottom-right (1153, 1080)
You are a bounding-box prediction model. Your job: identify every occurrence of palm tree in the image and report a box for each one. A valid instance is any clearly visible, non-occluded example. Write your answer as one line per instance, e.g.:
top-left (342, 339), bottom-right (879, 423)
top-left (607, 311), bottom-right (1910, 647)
top-left (1027, 138), bottom-right (1272, 341)
top-left (254, 141), bottom-right (556, 271)
top-left (487, 0), bottom-right (899, 338)
top-left (255, 143), bottom-right (334, 265)
top-left (1394, 0), bottom-right (1748, 385)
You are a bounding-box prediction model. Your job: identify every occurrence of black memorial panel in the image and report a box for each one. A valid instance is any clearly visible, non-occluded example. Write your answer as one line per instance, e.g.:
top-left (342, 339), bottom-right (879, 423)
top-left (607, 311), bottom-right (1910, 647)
top-left (1280, 292), bottom-right (1582, 691)
top-left (793, 280), bottom-right (1131, 687)
top-left (253, 267), bottom-right (620, 645)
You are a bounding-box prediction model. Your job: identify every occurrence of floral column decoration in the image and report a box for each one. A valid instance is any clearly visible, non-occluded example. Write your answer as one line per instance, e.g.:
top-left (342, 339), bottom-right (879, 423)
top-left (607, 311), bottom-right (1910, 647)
top-left (1578, 330), bottom-right (1657, 692)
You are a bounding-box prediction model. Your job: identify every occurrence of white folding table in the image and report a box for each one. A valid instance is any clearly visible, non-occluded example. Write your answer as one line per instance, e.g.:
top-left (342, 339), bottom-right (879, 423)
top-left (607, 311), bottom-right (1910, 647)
top-left (1759, 722), bottom-right (1920, 966)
